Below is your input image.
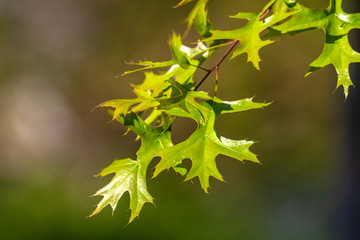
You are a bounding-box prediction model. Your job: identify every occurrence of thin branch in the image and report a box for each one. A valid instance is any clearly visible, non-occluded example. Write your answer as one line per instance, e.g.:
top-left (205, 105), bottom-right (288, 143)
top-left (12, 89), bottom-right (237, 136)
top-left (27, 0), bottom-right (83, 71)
top-left (195, 39), bottom-right (239, 91)
top-left (214, 66), bottom-right (219, 97)
top-left (259, 6), bottom-right (272, 21)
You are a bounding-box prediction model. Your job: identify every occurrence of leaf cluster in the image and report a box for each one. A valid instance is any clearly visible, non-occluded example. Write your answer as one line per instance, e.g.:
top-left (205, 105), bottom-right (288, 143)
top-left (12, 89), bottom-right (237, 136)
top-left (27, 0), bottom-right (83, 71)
top-left (91, 0), bottom-right (360, 223)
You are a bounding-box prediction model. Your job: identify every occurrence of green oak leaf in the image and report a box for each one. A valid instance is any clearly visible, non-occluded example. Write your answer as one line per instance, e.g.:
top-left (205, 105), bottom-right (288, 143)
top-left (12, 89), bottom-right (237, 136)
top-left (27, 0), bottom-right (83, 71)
top-left (134, 38), bottom-right (209, 94)
top-left (174, 0), bottom-right (210, 36)
top-left (192, 2), bottom-right (230, 56)
top-left (90, 158), bottom-right (152, 223)
top-left (193, 2), bottom-right (214, 39)
top-left (90, 112), bottom-right (180, 223)
top-left (97, 88), bottom-right (157, 121)
top-left (131, 64), bottom-right (203, 124)
top-left (154, 81), bottom-right (269, 192)
top-left (268, 0), bottom-right (360, 98)
top-left (157, 80), bottom-right (211, 119)
top-left (130, 39), bottom-right (210, 123)
top-left (125, 4), bottom-right (217, 106)
top-left (123, 34), bottom-right (190, 75)
top-left (206, 0), bottom-right (296, 69)
top-left (100, 29), bottom-right (210, 124)
top-left (135, 71), bottom-right (173, 98)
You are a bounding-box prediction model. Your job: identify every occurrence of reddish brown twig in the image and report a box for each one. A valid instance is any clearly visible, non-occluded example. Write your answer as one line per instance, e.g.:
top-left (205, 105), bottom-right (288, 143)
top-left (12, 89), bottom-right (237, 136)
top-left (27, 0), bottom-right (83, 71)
top-left (195, 39), bottom-right (239, 91)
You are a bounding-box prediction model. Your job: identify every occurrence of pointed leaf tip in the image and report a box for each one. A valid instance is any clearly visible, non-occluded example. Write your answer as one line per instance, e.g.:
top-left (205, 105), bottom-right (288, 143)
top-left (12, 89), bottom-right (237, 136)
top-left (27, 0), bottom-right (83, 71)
top-left (90, 159), bottom-right (154, 222)
top-left (155, 82), bottom-right (265, 192)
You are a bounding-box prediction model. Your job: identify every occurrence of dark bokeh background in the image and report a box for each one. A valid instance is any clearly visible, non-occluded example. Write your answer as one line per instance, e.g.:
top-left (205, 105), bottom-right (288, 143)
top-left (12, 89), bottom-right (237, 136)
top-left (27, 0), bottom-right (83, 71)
top-left (0, 0), bottom-right (359, 239)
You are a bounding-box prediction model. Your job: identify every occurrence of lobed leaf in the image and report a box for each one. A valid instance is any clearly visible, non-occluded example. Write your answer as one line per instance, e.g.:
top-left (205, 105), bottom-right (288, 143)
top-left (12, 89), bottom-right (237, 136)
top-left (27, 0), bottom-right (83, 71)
top-left (154, 81), bottom-right (269, 192)
top-left (268, 0), bottom-right (360, 98)
top-left (91, 112), bottom-right (176, 223)
top-left (90, 158), bottom-right (153, 223)
top-left (93, 0), bottom-right (279, 222)
top-left (122, 34), bottom-right (190, 76)
top-left (206, 0), bottom-right (296, 69)
top-left (97, 88), bottom-right (156, 121)
top-left (175, 0), bottom-right (210, 36)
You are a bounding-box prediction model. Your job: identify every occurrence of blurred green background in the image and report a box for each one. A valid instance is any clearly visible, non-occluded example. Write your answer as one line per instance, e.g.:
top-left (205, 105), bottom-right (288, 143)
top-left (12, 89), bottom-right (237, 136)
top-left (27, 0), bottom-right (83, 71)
top-left (0, 0), bottom-right (358, 239)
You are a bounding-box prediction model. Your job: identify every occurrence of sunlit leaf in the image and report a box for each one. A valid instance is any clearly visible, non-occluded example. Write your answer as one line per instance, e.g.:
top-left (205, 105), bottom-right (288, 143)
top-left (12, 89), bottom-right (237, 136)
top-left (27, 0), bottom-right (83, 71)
top-left (175, 0), bottom-right (210, 35)
top-left (154, 81), bottom-right (269, 192)
top-left (91, 112), bottom-right (175, 223)
top-left (207, 0), bottom-right (296, 69)
top-left (268, 0), bottom-right (360, 97)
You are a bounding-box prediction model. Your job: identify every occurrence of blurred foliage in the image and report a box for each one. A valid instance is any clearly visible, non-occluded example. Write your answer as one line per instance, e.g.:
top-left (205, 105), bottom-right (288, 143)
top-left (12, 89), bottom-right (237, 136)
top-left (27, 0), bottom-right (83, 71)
top-left (0, 0), bottom-right (355, 239)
